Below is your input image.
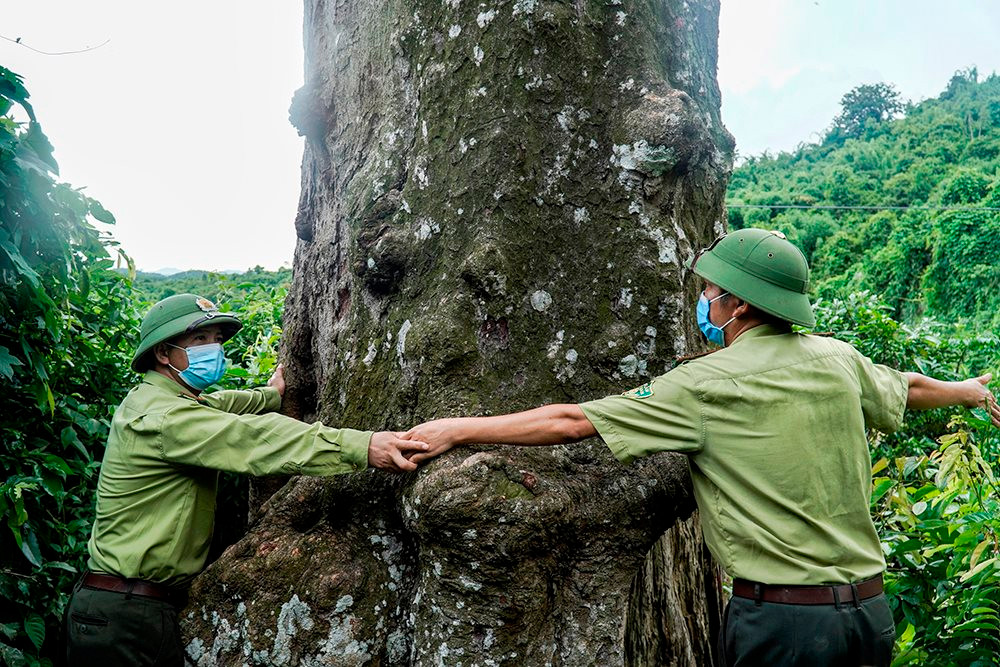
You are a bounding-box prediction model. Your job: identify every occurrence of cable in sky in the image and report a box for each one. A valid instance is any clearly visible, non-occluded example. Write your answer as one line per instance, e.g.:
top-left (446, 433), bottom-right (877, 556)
top-left (0, 34), bottom-right (110, 56)
top-left (725, 203), bottom-right (1000, 212)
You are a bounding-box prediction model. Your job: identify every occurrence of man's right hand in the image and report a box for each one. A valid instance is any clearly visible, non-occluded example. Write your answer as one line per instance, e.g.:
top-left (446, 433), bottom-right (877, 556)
top-left (402, 419), bottom-right (462, 465)
top-left (367, 431), bottom-right (429, 472)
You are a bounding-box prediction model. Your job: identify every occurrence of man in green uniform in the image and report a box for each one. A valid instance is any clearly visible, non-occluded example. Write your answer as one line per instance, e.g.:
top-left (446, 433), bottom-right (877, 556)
top-left (402, 229), bottom-right (1000, 666)
top-left (65, 294), bottom-right (427, 666)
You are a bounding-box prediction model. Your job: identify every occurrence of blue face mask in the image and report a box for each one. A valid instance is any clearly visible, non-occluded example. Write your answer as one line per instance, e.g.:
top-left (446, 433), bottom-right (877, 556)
top-left (696, 291), bottom-right (735, 346)
top-left (168, 343), bottom-right (227, 390)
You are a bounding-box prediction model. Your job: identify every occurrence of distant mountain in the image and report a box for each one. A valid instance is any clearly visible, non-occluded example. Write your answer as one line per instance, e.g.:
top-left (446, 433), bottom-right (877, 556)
top-left (143, 268), bottom-right (243, 277)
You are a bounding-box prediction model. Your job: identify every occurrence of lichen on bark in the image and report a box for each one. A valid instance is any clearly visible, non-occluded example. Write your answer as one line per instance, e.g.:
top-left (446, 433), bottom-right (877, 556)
top-left (183, 0), bottom-right (733, 664)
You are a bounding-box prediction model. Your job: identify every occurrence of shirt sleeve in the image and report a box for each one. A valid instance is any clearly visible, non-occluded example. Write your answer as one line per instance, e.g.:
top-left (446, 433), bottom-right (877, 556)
top-left (156, 402), bottom-right (371, 475)
top-left (579, 366), bottom-right (703, 465)
top-left (200, 386), bottom-right (282, 415)
top-left (853, 350), bottom-right (908, 432)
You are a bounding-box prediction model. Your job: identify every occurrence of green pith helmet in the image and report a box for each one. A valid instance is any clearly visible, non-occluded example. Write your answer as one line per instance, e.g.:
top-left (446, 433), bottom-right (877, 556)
top-left (131, 294), bottom-right (242, 372)
top-left (692, 229), bottom-right (816, 327)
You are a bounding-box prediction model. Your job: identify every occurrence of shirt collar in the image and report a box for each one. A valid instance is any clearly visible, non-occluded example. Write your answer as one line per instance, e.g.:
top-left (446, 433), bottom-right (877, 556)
top-left (141, 370), bottom-right (203, 400)
top-left (728, 323), bottom-right (786, 348)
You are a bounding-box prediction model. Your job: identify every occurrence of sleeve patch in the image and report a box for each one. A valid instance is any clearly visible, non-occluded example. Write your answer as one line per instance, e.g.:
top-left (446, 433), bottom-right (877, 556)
top-left (622, 382), bottom-right (654, 399)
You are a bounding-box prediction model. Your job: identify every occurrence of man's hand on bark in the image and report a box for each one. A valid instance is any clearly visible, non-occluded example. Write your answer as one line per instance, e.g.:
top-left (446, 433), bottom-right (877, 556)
top-left (268, 363), bottom-right (286, 397)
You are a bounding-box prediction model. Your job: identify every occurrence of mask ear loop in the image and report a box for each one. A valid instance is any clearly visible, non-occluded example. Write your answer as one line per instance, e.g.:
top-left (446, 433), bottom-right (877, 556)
top-left (708, 292), bottom-right (737, 332)
top-left (164, 343), bottom-right (190, 375)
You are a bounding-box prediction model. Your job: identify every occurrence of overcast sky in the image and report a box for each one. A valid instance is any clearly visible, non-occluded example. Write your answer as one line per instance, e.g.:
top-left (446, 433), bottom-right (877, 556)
top-left (4, 1), bottom-right (999, 272)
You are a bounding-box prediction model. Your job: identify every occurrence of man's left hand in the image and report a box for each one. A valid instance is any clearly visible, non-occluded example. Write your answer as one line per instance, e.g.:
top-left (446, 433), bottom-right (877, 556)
top-left (962, 373), bottom-right (1000, 427)
top-left (268, 363), bottom-right (286, 397)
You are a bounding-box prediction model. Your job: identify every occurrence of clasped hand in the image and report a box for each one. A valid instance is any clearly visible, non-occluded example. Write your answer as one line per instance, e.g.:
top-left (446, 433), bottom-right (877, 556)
top-left (366, 420), bottom-right (459, 473)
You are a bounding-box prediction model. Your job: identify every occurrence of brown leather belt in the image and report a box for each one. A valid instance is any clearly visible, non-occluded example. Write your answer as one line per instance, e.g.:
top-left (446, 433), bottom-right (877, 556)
top-left (732, 574), bottom-right (883, 605)
top-left (82, 572), bottom-right (186, 606)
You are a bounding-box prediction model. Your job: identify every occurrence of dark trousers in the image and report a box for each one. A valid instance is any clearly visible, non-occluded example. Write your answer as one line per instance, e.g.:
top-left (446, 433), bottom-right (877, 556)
top-left (719, 593), bottom-right (896, 666)
top-left (65, 579), bottom-right (185, 667)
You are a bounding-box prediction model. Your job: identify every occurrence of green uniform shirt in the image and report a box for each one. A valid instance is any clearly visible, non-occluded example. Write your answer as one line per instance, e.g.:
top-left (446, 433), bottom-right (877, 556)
top-left (87, 371), bottom-right (372, 586)
top-left (581, 324), bottom-right (908, 585)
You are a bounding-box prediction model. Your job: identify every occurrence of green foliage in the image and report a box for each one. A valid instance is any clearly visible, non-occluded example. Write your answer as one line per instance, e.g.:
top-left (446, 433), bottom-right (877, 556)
top-left (829, 82), bottom-right (905, 142)
top-left (940, 169), bottom-right (991, 205)
top-left (0, 66), bottom-right (289, 663)
top-left (133, 265), bottom-right (291, 303)
top-left (923, 207), bottom-right (1000, 326)
top-left (0, 66), bottom-right (139, 666)
top-left (728, 69), bottom-right (1000, 325)
top-left (872, 415), bottom-right (1000, 666)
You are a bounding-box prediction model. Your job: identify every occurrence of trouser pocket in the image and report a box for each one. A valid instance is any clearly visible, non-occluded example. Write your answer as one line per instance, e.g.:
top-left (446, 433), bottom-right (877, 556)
top-left (67, 608), bottom-right (112, 658)
top-left (70, 612), bottom-right (109, 628)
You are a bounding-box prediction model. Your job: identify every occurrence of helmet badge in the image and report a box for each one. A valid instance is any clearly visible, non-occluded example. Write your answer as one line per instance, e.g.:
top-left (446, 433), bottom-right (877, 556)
top-left (195, 297), bottom-right (218, 314)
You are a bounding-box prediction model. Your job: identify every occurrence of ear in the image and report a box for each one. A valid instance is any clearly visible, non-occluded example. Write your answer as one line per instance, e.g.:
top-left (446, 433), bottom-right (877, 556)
top-left (153, 342), bottom-right (172, 366)
top-left (733, 298), bottom-right (752, 318)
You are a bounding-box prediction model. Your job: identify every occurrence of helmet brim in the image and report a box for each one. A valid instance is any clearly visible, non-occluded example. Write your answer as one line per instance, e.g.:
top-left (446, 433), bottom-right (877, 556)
top-left (693, 251), bottom-right (816, 327)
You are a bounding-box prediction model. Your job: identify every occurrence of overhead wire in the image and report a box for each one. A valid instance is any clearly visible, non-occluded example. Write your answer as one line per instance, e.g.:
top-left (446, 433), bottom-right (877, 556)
top-left (725, 203), bottom-right (1000, 212)
top-left (0, 34), bottom-right (109, 56)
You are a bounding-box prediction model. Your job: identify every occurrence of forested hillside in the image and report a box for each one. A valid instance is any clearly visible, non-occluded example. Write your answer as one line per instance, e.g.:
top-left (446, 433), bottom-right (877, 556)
top-left (133, 266), bottom-right (291, 302)
top-left (727, 68), bottom-right (1000, 326)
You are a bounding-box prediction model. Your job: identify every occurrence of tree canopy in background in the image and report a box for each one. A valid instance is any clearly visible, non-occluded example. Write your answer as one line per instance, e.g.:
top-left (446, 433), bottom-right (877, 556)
top-left (728, 68), bottom-right (1000, 327)
top-left (830, 82), bottom-right (905, 141)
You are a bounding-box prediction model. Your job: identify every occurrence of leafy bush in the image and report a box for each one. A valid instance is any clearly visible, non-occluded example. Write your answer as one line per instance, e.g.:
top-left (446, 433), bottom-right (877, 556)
top-left (939, 170), bottom-right (991, 205)
top-left (872, 415), bottom-right (1000, 666)
top-left (0, 66), bottom-right (289, 665)
top-left (0, 66), bottom-right (139, 667)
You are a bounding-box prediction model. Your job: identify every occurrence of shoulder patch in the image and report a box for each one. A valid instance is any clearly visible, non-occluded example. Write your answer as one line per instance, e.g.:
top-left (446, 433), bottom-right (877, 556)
top-left (622, 382), bottom-right (654, 399)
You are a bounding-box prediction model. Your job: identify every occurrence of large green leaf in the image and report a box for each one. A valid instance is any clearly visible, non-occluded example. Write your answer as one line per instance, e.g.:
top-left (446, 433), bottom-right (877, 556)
top-left (19, 528), bottom-right (42, 568)
top-left (22, 614), bottom-right (44, 651)
top-left (0, 230), bottom-right (41, 287)
top-left (88, 199), bottom-right (116, 224)
top-left (0, 65), bottom-right (35, 120)
top-left (60, 426), bottom-right (89, 461)
top-left (0, 346), bottom-right (24, 380)
top-left (21, 123), bottom-right (57, 174)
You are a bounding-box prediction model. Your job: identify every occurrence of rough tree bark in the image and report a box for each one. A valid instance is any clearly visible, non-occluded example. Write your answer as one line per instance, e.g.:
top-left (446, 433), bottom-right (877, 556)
top-left (181, 1), bottom-right (733, 665)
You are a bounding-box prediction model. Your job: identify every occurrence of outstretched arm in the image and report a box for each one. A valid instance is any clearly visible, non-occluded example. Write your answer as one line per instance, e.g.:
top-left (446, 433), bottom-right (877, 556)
top-left (906, 372), bottom-right (1000, 426)
top-left (404, 404), bottom-right (597, 465)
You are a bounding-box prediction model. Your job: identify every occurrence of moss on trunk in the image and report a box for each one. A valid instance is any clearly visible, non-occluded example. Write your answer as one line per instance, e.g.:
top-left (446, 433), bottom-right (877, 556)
top-left (183, 1), bottom-right (733, 664)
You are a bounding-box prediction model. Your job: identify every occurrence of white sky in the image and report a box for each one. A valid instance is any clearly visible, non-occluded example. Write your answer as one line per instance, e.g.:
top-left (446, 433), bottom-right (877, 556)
top-left (718, 1), bottom-right (1000, 157)
top-left (3, 1), bottom-right (999, 272)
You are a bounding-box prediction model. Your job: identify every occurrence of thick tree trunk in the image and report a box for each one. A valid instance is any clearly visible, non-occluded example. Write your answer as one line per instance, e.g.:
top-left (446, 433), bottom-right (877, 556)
top-left (181, 1), bottom-right (733, 665)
